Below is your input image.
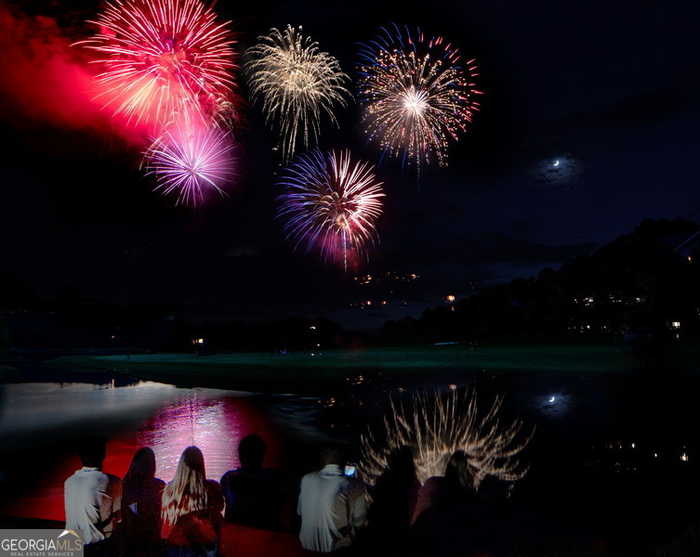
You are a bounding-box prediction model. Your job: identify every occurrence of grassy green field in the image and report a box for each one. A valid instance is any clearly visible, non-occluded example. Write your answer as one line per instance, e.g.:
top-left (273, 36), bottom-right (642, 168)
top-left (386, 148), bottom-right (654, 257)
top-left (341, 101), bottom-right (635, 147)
top-left (43, 344), bottom-right (658, 392)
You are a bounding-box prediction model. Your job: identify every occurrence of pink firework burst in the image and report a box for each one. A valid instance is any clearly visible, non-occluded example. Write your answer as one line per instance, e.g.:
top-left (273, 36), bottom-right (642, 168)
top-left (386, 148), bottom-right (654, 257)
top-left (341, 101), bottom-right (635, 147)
top-left (145, 124), bottom-right (234, 207)
top-left (77, 0), bottom-right (237, 128)
top-left (277, 149), bottom-right (385, 269)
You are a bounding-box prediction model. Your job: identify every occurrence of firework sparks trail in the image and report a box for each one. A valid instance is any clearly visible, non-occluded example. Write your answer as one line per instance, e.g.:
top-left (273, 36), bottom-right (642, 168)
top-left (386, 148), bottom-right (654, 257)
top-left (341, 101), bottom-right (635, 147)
top-left (76, 0), bottom-right (237, 129)
top-left (357, 24), bottom-right (483, 172)
top-left (360, 388), bottom-right (533, 488)
top-left (245, 25), bottom-right (350, 161)
top-left (277, 149), bottom-right (384, 269)
top-left (144, 122), bottom-right (234, 207)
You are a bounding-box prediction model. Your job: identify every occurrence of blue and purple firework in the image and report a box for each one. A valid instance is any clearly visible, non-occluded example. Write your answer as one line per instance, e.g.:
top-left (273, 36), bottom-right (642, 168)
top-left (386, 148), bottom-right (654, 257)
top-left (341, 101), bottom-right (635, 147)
top-left (277, 149), bottom-right (385, 269)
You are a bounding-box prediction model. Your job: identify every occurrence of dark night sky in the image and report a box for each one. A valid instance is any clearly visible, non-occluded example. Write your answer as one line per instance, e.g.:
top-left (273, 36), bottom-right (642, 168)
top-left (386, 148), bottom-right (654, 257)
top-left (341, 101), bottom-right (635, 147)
top-left (0, 0), bottom-right (698, 324)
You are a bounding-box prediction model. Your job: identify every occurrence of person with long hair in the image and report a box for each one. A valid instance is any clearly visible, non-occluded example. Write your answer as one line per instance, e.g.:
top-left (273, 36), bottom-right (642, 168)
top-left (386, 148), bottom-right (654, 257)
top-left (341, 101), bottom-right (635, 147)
top-left (161, 446), bottom-right (224, 557)
top-left (411, 450), bottom-right (474, 524)
top-left (121, 447), bottom-right (165, 557)
top-left (366, 446), bottom-right (420, 552)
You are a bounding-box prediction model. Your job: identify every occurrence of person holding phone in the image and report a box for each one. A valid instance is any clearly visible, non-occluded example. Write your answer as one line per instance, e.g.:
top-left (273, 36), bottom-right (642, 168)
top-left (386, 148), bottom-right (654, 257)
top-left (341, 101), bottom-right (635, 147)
top-left (297, 445), bottom-right (368, 553)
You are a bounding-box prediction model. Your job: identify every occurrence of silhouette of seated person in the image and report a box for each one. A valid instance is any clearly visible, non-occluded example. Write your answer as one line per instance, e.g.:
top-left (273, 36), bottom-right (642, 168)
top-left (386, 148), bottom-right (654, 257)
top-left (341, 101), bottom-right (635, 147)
top-left (121, 447), bottom-right (165, 557)
top-left (367, 446), bottom-right (420, 546)
top-left (162, 446), bottom-right (224, 557)
top-left (220, 434), bottom-right (284, 531)
top-left (64, 438), bottom-right (122, 557)
top-left (411, 451), bottom-right (525, 557)
top-left (411, 450), bottom-right (475, 525)
top-left (297, 445), bottom-right (368, 553)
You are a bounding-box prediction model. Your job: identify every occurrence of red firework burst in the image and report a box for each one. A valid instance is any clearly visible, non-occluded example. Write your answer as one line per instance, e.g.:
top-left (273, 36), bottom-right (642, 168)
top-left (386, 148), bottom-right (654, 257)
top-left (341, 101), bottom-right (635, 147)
top-left (76, 0), bottom-right (236, 128)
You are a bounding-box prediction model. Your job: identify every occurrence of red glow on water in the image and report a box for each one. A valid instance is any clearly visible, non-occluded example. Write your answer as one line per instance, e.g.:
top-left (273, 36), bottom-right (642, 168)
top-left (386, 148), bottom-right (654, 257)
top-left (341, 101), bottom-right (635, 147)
top-left (3, 395), bottom-right (282, 523)
top-left (137, 395), bottom-right (282, 482)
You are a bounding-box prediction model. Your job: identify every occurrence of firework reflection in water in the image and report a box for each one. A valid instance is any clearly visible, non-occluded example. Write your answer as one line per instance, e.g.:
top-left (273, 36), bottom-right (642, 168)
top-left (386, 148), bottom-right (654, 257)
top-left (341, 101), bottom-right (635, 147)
top-left (360, 388), bottom-right (533, 488)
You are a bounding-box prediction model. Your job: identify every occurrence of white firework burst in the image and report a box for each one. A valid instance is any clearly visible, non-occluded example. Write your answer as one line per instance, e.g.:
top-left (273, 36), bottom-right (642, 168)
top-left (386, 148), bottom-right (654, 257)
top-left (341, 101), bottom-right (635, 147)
top-left (244, 25), bottom-right (351, 161)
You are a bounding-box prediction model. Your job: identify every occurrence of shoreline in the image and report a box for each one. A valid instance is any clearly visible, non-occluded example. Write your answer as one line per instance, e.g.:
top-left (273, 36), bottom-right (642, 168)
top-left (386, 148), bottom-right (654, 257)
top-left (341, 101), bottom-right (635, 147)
top-left (37, 344), bottom-right (650, 393)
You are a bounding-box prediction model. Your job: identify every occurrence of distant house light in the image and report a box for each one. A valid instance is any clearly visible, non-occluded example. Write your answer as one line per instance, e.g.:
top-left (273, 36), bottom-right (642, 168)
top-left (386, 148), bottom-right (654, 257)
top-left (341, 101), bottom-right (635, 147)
top-left (671, 321), bottom-right (681, 330)
top-left (445, 294), bottom-right (456, 303)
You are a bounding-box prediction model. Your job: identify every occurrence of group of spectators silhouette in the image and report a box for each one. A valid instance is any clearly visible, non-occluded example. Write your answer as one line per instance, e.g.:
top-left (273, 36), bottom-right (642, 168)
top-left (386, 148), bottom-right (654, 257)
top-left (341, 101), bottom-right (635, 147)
top-left (64, 436), bottom-right (515, 557)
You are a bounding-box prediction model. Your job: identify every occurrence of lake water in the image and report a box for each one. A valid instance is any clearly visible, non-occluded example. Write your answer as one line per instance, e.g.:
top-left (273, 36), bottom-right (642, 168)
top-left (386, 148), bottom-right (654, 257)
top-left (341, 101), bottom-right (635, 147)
top-left (1, 368), bottom-right (698, 550)
top-left (0, 379), bottom-right (323, 522)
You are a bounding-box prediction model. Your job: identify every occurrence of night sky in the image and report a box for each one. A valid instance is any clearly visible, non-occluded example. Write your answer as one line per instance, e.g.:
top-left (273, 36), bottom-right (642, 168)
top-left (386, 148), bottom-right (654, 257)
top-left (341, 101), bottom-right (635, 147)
top-left (0, 0), bottom-right (698, 325)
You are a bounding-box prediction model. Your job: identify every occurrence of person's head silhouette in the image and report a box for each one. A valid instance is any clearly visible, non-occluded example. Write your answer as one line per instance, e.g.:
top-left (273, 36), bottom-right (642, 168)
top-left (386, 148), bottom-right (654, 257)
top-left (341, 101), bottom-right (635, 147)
top-left (320, 445), bottom-right (346, 468)
top-left (385, 446), bottom-right (417, 482)
top-left (444, 450), bottom-right (474, 494)
top-left (125, 447), bottom-right (157, 483)
top-left (238, 434), bottom-right (266, 470)
top-left (79, 439), bottom-right (107, 469)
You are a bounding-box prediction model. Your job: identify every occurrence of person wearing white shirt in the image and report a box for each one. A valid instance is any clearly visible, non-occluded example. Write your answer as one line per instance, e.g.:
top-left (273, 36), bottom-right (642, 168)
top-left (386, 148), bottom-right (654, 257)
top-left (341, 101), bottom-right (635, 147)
top-left (64, 440), bottom-right (122, 555)
top-left (297, 446), bottom-right (367, 553)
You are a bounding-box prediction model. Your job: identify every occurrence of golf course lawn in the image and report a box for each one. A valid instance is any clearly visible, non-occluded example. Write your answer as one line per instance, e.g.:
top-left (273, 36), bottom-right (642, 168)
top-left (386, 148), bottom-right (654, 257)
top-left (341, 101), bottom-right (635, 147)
top-left (40, 344), bottom-right (683, 392)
